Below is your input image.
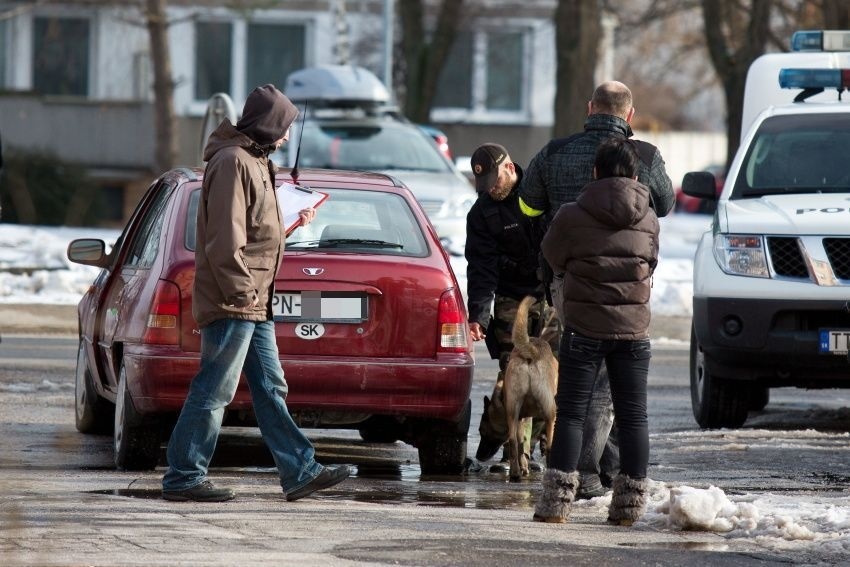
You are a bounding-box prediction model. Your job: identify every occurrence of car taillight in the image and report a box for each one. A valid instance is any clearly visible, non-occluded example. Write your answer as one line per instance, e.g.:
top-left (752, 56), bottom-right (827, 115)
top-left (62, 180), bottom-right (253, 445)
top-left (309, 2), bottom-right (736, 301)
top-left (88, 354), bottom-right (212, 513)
top-left (143, 280), bottom-right (181, 345)
top-left (437, 288), bottom-right (470, 353)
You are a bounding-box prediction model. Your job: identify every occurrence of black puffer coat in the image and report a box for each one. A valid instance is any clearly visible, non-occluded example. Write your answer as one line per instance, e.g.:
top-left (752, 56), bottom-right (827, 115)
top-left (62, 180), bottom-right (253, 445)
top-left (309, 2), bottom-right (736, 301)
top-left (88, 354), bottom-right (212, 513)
top-left (541, 176), bottom-right (659, 340)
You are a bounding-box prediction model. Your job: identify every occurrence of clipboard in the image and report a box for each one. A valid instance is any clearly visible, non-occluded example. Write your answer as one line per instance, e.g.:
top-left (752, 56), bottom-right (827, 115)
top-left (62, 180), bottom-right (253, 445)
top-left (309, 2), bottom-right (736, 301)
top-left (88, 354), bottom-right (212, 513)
top-left (276, 182), bottom-right (329, 235)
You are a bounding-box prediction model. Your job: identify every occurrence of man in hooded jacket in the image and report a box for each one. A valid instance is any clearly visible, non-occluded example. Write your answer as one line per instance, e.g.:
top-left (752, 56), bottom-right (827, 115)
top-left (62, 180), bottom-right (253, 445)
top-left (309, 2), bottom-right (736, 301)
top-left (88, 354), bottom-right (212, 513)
top-left (162, 84), bottom-right (350, 503)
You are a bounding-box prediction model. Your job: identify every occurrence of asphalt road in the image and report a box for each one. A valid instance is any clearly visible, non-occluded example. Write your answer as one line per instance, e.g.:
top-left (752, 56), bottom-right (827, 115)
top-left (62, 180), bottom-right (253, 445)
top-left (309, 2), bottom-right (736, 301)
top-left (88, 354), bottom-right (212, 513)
top-left (1, 332), bottom-right (848, 566)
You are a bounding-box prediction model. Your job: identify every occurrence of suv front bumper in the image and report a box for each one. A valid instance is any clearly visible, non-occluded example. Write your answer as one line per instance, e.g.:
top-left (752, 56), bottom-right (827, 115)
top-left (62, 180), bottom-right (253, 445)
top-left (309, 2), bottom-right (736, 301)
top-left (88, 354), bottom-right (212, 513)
top-left (693, 296), bottom-right (850, 387)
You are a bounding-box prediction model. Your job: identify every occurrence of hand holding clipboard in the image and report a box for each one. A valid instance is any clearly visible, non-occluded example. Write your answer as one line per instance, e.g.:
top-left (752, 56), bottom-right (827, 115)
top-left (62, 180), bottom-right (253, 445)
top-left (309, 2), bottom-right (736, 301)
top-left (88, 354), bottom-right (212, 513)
top-left (276, 182), bottom-right (329, 235)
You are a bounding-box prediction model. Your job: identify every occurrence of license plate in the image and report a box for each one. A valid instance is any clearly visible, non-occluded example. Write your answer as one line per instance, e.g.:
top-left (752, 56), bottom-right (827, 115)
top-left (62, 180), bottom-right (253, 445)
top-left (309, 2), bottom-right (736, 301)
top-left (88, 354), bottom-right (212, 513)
top-left (819, 329), bottom-right (850, 354)
top-left (272, 291), bottom-right (367, 323)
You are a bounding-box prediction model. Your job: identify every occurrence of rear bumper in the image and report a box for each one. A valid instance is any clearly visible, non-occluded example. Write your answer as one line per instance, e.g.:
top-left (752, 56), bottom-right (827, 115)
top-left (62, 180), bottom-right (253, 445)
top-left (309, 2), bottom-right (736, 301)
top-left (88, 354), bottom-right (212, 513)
top-left (693, 296), bottom-right (850, 386)
top-left (122, 346), bottom-right (474, 422)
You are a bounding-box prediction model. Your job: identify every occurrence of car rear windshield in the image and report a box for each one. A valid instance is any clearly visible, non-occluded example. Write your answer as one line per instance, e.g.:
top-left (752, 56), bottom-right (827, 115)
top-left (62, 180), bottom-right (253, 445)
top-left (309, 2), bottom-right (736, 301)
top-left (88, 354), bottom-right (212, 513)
top-left (732, 113), bottom-right (850, 199)
top-left (295, 120), bottom-right (451, 173)
top-left (185, 187), bottom-right (429, 257)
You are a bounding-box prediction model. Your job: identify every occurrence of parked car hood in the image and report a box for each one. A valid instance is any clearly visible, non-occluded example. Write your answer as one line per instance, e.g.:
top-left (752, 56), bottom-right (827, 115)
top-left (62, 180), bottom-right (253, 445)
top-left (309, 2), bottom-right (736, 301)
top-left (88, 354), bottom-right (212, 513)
top-left (719, 193), bottom-right (850, 235)
top-left (377, 169), bottom-right (474, 203)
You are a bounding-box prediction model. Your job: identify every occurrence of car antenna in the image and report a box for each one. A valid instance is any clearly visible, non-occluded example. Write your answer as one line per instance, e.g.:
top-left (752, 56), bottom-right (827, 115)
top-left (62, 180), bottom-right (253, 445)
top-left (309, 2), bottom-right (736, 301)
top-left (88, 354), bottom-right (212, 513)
top-left (290, 101), bottom-right (308, 184)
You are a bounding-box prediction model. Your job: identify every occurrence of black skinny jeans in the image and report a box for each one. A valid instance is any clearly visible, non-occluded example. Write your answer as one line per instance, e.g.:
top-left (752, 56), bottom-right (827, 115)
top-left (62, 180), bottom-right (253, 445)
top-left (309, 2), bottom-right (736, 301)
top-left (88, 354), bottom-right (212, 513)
top-left (549, 330), bottom-right (651, 479)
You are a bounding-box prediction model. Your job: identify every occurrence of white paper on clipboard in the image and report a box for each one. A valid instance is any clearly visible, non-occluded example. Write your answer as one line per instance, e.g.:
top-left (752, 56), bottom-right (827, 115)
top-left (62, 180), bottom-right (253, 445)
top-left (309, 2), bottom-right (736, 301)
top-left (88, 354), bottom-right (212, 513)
top-left (276, 182), bottom-right (329, 235)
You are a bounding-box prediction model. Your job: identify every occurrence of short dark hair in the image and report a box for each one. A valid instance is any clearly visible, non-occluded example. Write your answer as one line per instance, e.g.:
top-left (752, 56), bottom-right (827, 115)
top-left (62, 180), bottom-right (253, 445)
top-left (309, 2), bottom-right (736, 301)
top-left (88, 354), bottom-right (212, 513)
top-left (594, 138), bottom-right (640, 179)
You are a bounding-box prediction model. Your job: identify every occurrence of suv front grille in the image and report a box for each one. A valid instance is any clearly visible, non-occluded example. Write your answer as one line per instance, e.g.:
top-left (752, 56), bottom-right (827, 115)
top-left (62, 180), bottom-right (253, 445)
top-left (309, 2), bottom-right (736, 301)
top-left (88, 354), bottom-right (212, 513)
top-left (767, 237), bottom-right (808, 278)
top-left (823, 238), bottom-right (850, 279)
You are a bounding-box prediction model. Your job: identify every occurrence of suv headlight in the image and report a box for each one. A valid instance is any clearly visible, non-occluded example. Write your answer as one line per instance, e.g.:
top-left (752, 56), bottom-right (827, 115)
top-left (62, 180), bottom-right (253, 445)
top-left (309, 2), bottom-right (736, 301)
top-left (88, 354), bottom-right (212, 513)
top-left (713, 234), bottom-right (769, 277)
top-left (446, 193), bottom-right (476, 217)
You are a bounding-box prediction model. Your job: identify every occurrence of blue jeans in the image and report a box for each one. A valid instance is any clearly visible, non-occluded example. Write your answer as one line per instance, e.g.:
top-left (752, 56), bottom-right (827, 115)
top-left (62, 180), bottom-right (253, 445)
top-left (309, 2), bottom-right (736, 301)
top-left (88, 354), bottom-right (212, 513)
top-left (550, 330), bottom-right (651, 479)
top-left (163, 319), bottom-right (322, 493)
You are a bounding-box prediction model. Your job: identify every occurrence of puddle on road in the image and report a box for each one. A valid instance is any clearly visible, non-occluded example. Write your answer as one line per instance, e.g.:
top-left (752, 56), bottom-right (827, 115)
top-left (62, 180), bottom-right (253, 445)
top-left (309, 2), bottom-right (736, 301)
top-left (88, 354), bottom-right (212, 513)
top-left (620, 542), bottom-right (730, 552)
top-left (87, 488), bottom-right (163, 500)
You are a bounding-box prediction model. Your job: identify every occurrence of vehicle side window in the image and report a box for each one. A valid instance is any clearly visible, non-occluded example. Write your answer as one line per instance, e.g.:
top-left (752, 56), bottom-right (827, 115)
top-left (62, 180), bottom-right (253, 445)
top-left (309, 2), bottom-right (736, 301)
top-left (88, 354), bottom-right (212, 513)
top-left (125, 181), bottom-right (175, 268)
top-left (185, 189), bottom-right (201, 251)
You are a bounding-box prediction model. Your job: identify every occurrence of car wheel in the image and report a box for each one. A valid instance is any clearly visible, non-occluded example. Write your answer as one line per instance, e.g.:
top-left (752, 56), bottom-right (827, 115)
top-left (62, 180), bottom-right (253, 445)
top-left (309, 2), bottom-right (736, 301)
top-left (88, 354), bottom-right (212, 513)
top-left (749, 387), bottom-right (770, 411)
top-left (690, 325), bottom-right (749, 429)
top-left (74, 340), bottom-right (113, 434)
top-left (416, 399), bottom-right (470, 476)
top-left (114, 363), bottom-right (160, 471)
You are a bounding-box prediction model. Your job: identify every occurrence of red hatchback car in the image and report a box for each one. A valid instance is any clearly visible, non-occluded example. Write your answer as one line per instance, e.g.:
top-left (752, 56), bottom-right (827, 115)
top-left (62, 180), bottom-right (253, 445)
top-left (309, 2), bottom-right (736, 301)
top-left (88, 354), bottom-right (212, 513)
top-left (68, 167), bottom-right (473, 474)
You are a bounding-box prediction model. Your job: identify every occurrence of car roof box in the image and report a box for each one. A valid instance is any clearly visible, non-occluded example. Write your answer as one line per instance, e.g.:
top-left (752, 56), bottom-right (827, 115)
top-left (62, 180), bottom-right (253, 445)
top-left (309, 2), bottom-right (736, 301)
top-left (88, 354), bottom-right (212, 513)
top-left (284, 65), bottom-right (390, 107)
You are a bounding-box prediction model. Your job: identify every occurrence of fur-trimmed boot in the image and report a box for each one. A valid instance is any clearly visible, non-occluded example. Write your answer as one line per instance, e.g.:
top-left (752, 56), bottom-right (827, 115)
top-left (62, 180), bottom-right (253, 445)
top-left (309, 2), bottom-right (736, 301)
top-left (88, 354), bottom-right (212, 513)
top-left (533, 469), bottom-right (579, 523)
top-left (607, 473), bottom-right (649, 526)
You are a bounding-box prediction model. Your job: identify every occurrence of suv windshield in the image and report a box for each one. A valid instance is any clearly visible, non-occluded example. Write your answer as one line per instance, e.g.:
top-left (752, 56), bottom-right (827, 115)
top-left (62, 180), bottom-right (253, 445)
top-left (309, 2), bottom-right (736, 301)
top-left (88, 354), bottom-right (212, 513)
top-left (292, 119), bottom-right (451, 173)
top-left (732, 113), bottom-right (850, 199)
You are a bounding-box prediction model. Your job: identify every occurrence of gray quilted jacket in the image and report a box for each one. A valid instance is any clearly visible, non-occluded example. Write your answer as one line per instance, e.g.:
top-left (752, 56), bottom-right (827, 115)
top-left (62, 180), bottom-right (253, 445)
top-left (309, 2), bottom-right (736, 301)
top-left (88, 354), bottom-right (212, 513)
top-left (519, 114), bottom-right (674, 216)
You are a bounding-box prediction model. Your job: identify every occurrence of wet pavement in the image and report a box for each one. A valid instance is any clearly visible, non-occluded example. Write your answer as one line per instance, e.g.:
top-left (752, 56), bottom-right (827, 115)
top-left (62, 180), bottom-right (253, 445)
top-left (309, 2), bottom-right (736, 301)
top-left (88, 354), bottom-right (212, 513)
top-left (1, 333), bottom-right (848, 565)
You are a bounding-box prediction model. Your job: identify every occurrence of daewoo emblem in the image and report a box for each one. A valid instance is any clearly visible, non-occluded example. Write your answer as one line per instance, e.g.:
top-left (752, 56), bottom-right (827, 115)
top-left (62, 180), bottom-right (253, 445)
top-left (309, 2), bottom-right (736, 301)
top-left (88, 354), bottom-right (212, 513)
top-left (303, 267), bottom-right (324, 276)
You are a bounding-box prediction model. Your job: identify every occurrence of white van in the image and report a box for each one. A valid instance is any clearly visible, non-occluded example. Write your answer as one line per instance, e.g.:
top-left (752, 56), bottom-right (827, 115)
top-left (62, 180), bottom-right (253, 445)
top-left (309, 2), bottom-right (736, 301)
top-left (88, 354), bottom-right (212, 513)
top-left (683, 31), bottom-right (850, 428)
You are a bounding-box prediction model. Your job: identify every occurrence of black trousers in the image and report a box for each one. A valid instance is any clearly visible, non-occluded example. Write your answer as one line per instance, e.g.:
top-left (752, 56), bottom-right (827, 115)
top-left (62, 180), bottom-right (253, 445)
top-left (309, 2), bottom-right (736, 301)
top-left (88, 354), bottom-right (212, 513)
top-left (549, 329), bottom-right (651, 479)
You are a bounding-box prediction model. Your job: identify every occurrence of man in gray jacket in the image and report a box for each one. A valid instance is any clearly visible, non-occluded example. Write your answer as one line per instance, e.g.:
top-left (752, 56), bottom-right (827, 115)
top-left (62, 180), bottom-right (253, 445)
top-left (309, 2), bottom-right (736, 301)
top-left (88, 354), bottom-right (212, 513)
top-left (162, 84), bottom-right (350, 502)
top-left (519, 81), bottom-right (674, 498)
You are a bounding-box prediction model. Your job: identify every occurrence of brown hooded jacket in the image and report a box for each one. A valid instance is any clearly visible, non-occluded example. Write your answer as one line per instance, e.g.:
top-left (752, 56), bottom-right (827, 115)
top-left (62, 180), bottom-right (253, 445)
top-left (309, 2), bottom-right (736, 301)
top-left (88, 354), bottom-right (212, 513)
top-left (192, 85), bottom-right (299, 327)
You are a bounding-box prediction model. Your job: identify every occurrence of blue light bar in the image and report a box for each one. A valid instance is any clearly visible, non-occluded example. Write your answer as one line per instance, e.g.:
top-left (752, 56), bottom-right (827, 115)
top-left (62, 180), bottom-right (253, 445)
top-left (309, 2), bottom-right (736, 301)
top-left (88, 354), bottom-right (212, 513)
top-left (778, 68), bottom-right (850, 90)
top-left (791, 30), bottom-right (850, 52)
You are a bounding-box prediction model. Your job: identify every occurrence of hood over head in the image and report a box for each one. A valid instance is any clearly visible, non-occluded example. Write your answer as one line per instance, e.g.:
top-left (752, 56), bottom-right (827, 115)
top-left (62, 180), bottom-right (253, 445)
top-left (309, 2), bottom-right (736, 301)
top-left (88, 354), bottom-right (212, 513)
top-left (236, 84), bottom-right (299, 146)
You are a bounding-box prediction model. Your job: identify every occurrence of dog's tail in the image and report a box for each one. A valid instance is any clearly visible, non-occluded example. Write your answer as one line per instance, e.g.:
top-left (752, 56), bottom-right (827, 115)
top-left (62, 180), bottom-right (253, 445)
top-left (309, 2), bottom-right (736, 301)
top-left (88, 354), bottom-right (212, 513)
top-left (512, 295), bottom-right (539, 361)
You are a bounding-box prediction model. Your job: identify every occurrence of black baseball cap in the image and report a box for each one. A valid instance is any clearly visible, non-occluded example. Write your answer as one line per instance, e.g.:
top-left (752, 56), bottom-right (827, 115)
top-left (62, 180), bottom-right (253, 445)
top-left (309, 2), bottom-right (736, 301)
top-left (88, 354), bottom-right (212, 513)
top-left (470, 143), bottom-right (508, 192)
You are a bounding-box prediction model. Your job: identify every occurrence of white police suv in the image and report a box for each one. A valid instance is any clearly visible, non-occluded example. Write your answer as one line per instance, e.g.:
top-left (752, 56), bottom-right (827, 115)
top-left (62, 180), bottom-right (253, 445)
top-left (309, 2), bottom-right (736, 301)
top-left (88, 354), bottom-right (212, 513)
top-left (683, 31), bottom-right (850, 428)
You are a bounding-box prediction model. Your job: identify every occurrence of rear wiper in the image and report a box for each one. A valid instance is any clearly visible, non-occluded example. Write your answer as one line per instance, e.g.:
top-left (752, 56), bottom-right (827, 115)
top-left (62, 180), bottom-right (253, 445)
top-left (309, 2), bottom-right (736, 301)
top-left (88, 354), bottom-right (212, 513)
top-left (319, 238), bottom-right (403, 249)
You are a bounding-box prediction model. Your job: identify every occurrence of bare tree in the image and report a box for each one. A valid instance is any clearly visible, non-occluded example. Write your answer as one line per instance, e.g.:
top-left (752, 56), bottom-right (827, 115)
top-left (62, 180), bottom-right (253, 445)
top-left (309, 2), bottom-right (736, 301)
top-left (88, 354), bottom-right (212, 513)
top-left (143, 0), bottom-right (177, 173)
top-left (397, 0), bottom-right (465, 123)
top-left (553, 0), bottom-right (601, 136)
top-left (822, 0), bottom-right (850, 28)
top-left (702, 0), bottom-right (773, 168)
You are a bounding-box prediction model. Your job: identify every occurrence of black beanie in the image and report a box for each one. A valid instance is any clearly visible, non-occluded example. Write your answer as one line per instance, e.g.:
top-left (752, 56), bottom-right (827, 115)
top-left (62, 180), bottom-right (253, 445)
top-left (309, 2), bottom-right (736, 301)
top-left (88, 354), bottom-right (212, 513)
top-left (236, 84), bottom-right (299, 146)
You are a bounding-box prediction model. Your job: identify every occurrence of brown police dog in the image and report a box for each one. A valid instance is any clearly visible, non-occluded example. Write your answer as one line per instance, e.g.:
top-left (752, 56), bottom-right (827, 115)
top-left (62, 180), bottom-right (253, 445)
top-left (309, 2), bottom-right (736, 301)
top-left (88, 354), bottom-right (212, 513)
top-left (478, 296), bottom-right (558, 481)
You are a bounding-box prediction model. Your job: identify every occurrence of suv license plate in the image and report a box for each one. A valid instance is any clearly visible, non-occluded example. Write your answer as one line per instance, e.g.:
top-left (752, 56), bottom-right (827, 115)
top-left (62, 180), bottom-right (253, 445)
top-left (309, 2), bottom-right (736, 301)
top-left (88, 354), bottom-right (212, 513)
top-left (819, 329), bottom-right (850, 355)
top-left (272, 291), bottom-right (367, 323)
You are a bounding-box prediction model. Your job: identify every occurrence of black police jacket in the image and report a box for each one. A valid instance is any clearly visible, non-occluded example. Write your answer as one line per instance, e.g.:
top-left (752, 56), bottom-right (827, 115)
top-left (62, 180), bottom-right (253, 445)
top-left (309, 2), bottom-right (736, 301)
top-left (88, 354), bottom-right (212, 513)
top-left (465, 166), bottom-right (546, 329)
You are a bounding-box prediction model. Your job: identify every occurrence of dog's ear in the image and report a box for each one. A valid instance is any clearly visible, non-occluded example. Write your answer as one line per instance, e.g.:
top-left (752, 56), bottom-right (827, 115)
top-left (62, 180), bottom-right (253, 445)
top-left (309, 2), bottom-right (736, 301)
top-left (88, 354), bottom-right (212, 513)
top-left (483, 395), bottom-right (490, 410)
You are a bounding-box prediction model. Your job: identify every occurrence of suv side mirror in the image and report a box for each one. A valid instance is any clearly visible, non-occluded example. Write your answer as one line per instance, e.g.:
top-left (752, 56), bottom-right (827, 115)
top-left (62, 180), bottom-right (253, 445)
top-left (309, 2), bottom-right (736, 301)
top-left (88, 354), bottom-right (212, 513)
top-left (682, 171), bottom-right (718, 200)
top-left (67, 239), bottom-right (109, 268)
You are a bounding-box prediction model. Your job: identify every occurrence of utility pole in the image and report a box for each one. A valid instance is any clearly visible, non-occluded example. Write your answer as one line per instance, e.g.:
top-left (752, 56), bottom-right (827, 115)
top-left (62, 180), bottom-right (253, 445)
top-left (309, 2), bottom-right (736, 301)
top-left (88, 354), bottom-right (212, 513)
top-left (383, 0), bottom-right (394, 91)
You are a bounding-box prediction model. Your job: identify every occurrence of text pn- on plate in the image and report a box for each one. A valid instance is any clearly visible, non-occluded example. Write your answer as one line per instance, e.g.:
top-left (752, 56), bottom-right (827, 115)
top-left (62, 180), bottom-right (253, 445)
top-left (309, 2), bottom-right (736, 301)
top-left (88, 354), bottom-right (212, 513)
top-left (273, 291), bottom-right (367, 323)
top-left (819, 329), bottom-right (850, 355)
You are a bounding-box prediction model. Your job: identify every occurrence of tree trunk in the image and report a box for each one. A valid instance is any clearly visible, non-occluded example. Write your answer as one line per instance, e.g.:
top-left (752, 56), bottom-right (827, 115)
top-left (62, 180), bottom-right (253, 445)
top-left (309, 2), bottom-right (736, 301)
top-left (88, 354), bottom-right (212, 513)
top-left (398, 0), bottom-right (464, 123)
top-left (553, 0), bottom-right (600, 137)
top-left (702, 0), bottom-right (772, 169)
top-left (145, 0), bottom-right (177, 173)
top-left (822, 0), bottom-right (850, 28)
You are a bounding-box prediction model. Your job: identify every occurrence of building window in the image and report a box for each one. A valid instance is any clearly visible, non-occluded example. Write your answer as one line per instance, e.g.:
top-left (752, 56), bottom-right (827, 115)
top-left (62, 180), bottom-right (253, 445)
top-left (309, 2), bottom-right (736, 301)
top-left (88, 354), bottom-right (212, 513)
top-left (486, 31), bottom-right (523, 111)
top-left (433, 32), bottom-right (473, 109)
top-left (195, 22), bottom-right (232, 100)
top-left (434, 29), bottom-right (527, 116)
top-left (246, 23), bottom-right (305, 94)
top-left (32, 17), bottom-right (90, 96)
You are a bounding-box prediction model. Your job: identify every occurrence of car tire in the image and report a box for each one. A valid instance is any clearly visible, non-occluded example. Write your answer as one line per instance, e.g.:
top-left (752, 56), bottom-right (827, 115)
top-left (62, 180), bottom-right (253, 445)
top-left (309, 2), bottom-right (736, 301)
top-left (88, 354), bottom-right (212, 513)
top-left (74, 340), bottom-right (113, 435)
top-left (690, 325), bottom-right (749, 429)
top-left (114, 363), bottom-right (160, 471)
top-left (749, 387), bottom-right (770, 411)
top-left (416, 399), bottom-right (470, 476)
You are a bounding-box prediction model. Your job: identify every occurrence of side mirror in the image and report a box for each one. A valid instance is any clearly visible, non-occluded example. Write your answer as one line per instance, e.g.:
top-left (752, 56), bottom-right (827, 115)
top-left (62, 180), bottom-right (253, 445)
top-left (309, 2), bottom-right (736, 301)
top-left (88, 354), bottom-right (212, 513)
top-left (67, 239), bottom-right (108, 268)
top-left (682, 171), bottom-right (719, 200)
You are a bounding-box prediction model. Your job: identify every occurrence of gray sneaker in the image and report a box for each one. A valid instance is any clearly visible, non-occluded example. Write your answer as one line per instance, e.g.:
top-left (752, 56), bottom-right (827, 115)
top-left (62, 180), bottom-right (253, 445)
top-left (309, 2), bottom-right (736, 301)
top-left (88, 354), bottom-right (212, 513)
top-left (286, 465), bottom-right (350, 502)
top-left (162, 480), bottom-right (235, 502)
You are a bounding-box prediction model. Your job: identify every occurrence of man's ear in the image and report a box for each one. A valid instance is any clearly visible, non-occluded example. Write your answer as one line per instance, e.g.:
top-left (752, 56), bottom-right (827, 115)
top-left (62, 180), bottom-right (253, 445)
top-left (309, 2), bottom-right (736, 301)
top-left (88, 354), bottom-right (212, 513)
top-left (587, 100), bottom-right (593, 116)
top-left (505, 160), bottom-right (515, 174)
top-left (626, 107), bottom-right (635, 124)
top-left (592, 166), bottom-right (598, 180)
